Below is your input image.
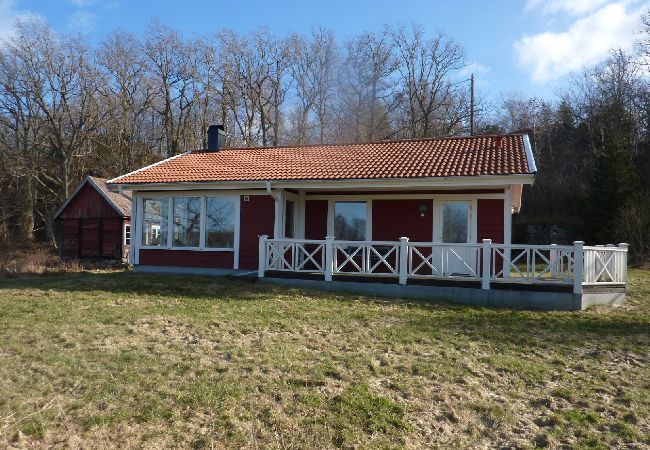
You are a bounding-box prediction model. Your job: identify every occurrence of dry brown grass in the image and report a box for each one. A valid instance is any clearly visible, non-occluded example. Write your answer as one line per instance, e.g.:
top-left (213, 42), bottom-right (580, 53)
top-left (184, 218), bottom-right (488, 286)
top-left (0, 270), bottom-right (648, 448)
top-left (0, 244), bottom-right (112, 277)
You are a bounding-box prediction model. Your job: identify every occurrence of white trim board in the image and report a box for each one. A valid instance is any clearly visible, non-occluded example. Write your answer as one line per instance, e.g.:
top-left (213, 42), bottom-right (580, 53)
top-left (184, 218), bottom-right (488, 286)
top-left (109, 174), bottom-right (535, 192)
top-left (523, 135), bottom-right (538, 174)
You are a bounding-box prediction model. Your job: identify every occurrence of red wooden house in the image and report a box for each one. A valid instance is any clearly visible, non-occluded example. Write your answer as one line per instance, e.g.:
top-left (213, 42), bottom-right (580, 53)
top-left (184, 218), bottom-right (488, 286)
top-left (55, 176), bottom-right (132, 261)
top-left (106, 126), bottom-right (628, 310)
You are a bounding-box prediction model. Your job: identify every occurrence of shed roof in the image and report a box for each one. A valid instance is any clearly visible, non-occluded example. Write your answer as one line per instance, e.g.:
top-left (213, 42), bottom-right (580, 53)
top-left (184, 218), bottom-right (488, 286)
top-left (54, 176), bottom-right (132, 219)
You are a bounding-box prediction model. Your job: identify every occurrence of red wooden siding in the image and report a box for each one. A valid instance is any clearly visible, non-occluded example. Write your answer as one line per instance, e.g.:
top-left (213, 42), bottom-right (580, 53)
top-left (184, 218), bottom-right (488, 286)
top-left (477, 199), bottom-right (505, 243)
top-left (477, 199), bottom-right (505, 274)
top-left (59, 183), bottom-right (121, 219)
top-left (139, 249), bottom-right (234, 268)
top-left (372, 199), bottom-right (434, 241)
top-left (304, 200), bottom-right (328, 239)
top-left (238, 195), bottom-right (275, 269)
top-left (61, 219), bottom-right (80, 259)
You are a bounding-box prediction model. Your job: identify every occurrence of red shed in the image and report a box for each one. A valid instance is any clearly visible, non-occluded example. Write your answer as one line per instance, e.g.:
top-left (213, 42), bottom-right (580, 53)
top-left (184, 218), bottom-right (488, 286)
top-left (54, 176), bottom-right (132, 261)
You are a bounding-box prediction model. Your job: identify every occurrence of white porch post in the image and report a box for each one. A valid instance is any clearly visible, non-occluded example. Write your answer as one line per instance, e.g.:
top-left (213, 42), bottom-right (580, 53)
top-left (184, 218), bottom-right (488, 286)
top-left (324, 236), bottom-right (334, 281)
top-left (618, 243), bottom-right (629, 283)
top-left (550, 243), bottom-right (558, 277)
top-left (258, 235), bottom-right (268, 278)
top-left (398, 237), bottom-right (409, 285)
top-left (481, 239), bottom-right (491, 290)
top-left (573, 241), bottom-right (584, 294)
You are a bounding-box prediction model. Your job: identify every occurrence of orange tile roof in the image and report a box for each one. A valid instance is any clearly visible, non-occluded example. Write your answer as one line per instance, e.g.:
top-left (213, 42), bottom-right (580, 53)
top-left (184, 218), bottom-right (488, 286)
top-left (108, 134), bottom-right (534, 185)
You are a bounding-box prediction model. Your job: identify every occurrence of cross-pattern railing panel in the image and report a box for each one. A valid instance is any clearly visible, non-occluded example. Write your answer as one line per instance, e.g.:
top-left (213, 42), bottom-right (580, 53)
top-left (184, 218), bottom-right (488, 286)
top-left (333, 241), bottom-right (399, 275)
top-left (265, 239), bottom-right (325, 273)
top-left (490, 244), bottom-right (575, 283)
top-left (583, 246), bottom-right (627, 284)
top-left (407, 242), bottom-right (481, 278)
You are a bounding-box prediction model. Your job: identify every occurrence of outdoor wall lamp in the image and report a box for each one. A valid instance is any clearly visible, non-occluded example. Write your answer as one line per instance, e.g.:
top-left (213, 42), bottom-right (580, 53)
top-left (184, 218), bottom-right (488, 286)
top-left (419, 204), bottom-right (428, 217)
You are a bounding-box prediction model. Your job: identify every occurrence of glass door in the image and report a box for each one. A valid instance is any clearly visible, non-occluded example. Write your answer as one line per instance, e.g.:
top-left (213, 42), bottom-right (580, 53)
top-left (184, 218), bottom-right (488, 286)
top-left (441, 201), bottom-right (474, 275)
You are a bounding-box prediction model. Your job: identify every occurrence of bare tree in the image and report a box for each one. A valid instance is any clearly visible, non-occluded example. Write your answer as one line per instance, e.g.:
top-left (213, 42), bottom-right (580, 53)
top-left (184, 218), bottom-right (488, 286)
top-left (97, 30), bottom-right (156, 173)
top-left (390, 25), bottom-right (467, 138)
top-left (339, 29), bottom-right (398, 141)
top-left (143, 21), bottom-right (201, 156)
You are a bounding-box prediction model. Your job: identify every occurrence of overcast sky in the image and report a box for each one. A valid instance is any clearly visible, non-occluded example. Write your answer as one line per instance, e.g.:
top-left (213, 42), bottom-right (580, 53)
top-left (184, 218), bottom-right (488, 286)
top-left (2, 0), bottom-right (648, 102)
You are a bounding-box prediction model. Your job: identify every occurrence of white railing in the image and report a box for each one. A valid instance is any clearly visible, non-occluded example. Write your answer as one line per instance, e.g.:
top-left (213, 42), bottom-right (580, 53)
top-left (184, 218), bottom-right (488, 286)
top-left (258, 236), bottom-right (628, 293)
top-left (490, 244), bottom-right (576, 283)
top-left (408, 242), bottom-right (482, 279)
top-left (583, 245), bottom-right (628, 285)
top-left (263, 238), bottom-right (325, 272)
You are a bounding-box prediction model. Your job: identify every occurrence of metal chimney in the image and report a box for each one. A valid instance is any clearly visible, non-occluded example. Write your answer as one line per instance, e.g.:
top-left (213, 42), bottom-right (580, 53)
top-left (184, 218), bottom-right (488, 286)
top-left (207, 125), bottom-right (226, 151)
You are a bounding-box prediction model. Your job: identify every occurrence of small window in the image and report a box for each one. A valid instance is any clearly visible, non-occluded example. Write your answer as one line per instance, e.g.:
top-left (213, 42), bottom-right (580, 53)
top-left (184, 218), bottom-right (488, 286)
top-left (124, 224), bottom-right (131, 246)
top-left (142, 198), bottom-right (169, 246)
top-left (334, 202), bottom-right (367, 241)
top-left (285, 200), bottom-right (295, 238)
top-left (205, 197), bottom-right (236, 248)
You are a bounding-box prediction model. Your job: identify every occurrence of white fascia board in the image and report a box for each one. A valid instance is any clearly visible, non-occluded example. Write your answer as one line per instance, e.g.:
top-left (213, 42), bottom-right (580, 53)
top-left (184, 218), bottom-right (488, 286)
top-left (111, 174), bottom-right (536, 192)
top-left (106, 151), bottom-right (191, 191)
top-left (523, 134), bottom-right (537, 173)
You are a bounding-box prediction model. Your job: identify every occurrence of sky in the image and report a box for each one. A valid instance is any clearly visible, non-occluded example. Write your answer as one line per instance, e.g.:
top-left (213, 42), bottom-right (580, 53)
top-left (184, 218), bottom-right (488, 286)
top-left (1, 0), bottom-right (648, 103)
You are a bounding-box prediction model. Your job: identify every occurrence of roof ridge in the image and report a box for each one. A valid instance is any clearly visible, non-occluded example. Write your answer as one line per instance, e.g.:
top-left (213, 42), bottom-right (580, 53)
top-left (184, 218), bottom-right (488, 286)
top-left (191, 133), bottom-right (525, 154)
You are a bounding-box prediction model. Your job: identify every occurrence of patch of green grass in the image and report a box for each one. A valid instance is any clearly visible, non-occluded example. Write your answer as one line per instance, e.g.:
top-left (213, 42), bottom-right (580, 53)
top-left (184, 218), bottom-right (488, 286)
top-left (331, 383), bottom-right (408, 446)
top-left (0, 269), bottom-right (648, 448)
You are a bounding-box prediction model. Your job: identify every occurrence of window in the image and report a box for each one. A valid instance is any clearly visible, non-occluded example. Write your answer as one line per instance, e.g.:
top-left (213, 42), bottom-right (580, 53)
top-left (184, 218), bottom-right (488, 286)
top-left (205, 197), bottom-right (235, 248)
top-left (442, 201), bottom-right (470, 243)
top-left (334, 202), bottom-right (367, 241)
top-left (173, 197), bottom-right (201, 247)
top-left (124, 224), bottom-right (131, 246)
top-left (284, 200), bottom-right (295, 238)
top-left (142, 198), bottom-right (169, 246)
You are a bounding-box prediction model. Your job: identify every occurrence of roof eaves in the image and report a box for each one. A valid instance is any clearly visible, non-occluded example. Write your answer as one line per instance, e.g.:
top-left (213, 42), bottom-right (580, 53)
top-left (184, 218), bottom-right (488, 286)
top-left (88, 177), bottom-right (130, 218)
top-left (522, 134), bottom-right (537, 173)
top-left (107, 151), bottom-right (192, 185)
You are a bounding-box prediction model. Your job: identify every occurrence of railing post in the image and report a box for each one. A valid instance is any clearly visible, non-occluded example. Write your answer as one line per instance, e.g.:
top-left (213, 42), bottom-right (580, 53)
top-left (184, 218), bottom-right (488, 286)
top-left (258, 235), bottom-right (268, 278)
top-left (482, 239), bottom-right (491, 290)
top-left (618, 243), bottom-right (629, 283)
top-left (573, 241), bottom-right (584, 294)
top-left (399, 237), bottom-right (409, 285)
top-left (550, 243), bottom-right (558, 277)
top-left (324, 236), bottom-right (334, 282)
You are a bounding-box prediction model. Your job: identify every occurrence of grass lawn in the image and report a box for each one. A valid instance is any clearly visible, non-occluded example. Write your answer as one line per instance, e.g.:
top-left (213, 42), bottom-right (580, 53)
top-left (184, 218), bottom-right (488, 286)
top-left (0, 270), bottom-right (648, 449)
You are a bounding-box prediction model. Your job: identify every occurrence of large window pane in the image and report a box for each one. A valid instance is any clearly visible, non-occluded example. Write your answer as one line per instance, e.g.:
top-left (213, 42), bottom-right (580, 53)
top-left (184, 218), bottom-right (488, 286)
top-left (173, 197), bottom-right (201, 247)
top-left (142, 198), bottom-right (169, 247)
top-left (334, 202), bottom-right (367, 241)
top-left (442, 201), bottom-right (469, 243)
top-left (206, 197), bottom-right (235, 248)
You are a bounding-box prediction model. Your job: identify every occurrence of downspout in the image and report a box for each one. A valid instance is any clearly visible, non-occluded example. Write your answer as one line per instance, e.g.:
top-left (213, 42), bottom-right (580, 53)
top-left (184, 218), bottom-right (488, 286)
top-left (266, 181), bottom-right (283, 239)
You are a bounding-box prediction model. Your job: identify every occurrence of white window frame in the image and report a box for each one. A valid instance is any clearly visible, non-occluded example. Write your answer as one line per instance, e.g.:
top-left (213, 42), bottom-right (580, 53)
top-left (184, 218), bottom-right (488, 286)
top-left (138, 193), bottom-right (240, 254)
top-left (439, 200), bottom-right (472, 244)
top-left (141, 196), bottom-right (171, 248)
top-left (171, 196), bottom-right (203, 250)
top-left (327, 199), bottom-right (372, 241)
top-left (204, 195), bottom-right (239, 251)
top-left (123, 223), bottom-right (131, 246)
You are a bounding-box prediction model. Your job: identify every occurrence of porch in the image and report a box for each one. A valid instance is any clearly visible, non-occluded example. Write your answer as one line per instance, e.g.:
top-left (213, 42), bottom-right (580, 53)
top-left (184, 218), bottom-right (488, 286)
top-left (257, 237), bottom-right (628, 310)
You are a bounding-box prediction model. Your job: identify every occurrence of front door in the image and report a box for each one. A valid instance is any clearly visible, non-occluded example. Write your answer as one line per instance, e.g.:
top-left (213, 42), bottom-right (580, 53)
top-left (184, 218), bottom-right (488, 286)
top-left (441, 201), bottom-right (475, 276)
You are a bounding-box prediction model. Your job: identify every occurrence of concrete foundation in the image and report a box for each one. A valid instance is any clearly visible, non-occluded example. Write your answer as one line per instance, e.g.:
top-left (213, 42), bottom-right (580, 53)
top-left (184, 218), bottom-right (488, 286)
top-left (260, 277), bottom-right (626, 311)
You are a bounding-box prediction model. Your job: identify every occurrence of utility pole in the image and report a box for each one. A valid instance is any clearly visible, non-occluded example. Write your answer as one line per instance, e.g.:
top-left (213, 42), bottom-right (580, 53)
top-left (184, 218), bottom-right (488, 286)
top-left (470, 73), bottom-right (475, 136)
